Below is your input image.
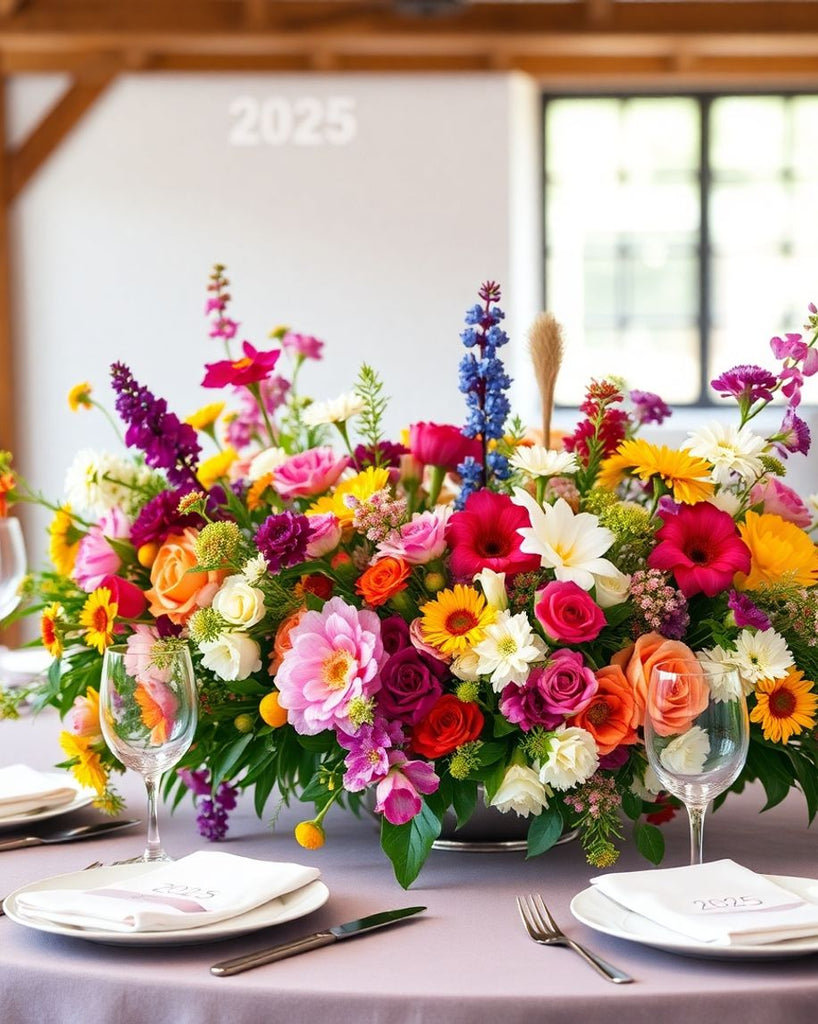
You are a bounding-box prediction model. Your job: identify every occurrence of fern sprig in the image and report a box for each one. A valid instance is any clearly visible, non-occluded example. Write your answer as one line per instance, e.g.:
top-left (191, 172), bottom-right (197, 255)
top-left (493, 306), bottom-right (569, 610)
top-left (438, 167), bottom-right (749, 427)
top-left (354, 364), bottom-right (388, 461)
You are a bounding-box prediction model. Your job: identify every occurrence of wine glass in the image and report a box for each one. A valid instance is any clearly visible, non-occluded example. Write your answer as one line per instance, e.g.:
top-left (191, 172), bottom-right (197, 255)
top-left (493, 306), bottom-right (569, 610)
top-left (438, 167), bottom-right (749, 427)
top-left (644, 664), bottom-right (749, 865)
top-left (0, 517), bottom-right (27, 622)
top-left (100, 642), bottom-right (197, 862)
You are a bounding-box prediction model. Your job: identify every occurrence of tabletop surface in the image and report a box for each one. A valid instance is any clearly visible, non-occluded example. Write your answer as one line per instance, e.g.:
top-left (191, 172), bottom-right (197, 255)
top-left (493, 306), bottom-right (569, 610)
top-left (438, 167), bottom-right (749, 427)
top-left (1, 710), bottom-right (818, 1024)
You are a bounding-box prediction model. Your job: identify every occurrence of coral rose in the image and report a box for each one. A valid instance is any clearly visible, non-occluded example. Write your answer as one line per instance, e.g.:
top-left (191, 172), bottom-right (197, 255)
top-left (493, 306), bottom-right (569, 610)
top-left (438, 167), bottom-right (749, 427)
top-left (613, 632), bottom-right (704, 729)
top-left (145, 527), bottom-right (227, 625)
top-left (356, 557), bottom-right (411, 608)
top-left (410, 694), bottom-right (484, 758)
top-left (572, 664), bottom-right (638, 755)
top-left (269, 608), bottom-right (306, 676)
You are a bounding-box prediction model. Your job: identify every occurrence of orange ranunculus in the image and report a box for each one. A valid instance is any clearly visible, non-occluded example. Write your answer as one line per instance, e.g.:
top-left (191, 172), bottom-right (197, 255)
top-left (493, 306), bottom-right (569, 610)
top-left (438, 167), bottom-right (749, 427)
top-left (269, 608), bottom-right (306, 676)
top-left (145, 527), bottom-right (227, 625)
top-left (573, 664), bottom-right (638, 755)
top-left (356, 557), bottom-right (411, 608)
top-left (612, 632), bottom-right (703, 729)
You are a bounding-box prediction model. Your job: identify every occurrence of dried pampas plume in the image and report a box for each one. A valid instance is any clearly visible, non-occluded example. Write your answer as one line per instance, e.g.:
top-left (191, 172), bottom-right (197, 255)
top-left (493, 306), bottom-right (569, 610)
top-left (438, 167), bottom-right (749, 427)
top-left (528, 312), bottom-right (564, 446)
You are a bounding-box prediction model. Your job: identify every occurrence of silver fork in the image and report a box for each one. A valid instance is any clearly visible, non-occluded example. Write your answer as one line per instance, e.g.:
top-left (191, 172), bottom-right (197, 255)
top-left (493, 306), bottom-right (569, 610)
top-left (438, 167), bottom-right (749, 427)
top-left (516, 893), bottom-right (633, 984)
top-left (0, 860), bottom-right (104, 917)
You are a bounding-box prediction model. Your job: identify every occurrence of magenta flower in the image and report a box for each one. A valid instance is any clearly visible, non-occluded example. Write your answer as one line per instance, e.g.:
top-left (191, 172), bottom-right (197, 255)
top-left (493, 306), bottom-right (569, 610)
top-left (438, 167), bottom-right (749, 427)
top-left (256, 511), bottom-right (311, 571)
top-left (376, 509), bottom-right (449, 565)
top-left (408, 421), bottom-right (481, 473)
top-left (770, 332), bottom-right (818, 376)
top-left (202, 341), bottom-right (280, 389)
top-left (629, 389), bottom-right (671, 426)
top-left (774, 407), bottom-right (811, 458)
top-left (446, 489), bottom-right (540, 580)
top-left (282, 332), bottom-right (324, 361)
top-left (374, 751), bottom-right (440, 826)
top-left (276, 597), bottom-right (386, 735)
top-left (305, 513), bottom-right (342, 557)
top-left (534, 581), bottom-right (606, 645)
top-left (380, 615), bottom-right (411, 655)
top-left (727, 591), bottom-right (771, 631)
top-left (73, 507), bottom-right (130, 591)
top-left (377, 647), bottom-right (447, 725)
top-left (710, 364), bottom-right (777, 405)
top-left (273, 447), bottom-right (349, 500)
top-left (499, 678), bottom-right (562, 732)
top-left (338, 717), bottom-right (404, 791)
top-left (535, 649), bottom-right (598, 717)
top-left (648, 501), bottom-right (751, 598)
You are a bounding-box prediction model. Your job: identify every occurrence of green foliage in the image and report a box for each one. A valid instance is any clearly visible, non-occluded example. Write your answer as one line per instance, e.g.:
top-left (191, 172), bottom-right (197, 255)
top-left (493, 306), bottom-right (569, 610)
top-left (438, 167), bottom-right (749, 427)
top-left (354, 364), bottom-right (388, 458)
top-left (381, 801), bottom-right (442, 889)
top-left (526, 805), bottom-right (564, 858)
top-left (634, 821), bottom-right (665, 865)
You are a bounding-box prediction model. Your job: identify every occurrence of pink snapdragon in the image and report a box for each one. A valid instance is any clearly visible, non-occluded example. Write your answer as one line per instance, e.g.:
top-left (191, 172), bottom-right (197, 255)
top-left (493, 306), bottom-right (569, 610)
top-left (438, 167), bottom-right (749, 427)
top-left (376, 508), bottom-right (450, 565)
top-left (73, 508), bottom-right (131, 591)
top-left (273, 447), bottom-right (349, 500)
top-left (374, 750), bottom-right (440, 825)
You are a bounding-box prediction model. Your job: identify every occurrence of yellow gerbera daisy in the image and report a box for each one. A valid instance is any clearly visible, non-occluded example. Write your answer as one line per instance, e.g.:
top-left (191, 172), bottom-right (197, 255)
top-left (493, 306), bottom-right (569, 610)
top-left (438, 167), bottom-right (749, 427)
top-left (308, 467), bottom-right (391, 527)
top-left (40, 602), bottom-right (64, 658)
top-left (598, 438), bottom-right (714, 505)
top-left (185, 401), bottom-right (225, 431)
top-left (197, 446), bottom-right (238, 489)
top-left (247, 472), bottom-right (274, 512)
top-left (420, 584), bottom-right (496, 657)
top-left (735, 511), bottom-right (818, 591)
top-left (79, 587), bottom-right (118, 654)
top-left (750, 669), bottom-right (818, 744)
top-left (59, 731), bottom-right (108, 794)
top-left (48, 505), bottom-right (83, 577)
top-left (67, 381), bottom-right (93, 411)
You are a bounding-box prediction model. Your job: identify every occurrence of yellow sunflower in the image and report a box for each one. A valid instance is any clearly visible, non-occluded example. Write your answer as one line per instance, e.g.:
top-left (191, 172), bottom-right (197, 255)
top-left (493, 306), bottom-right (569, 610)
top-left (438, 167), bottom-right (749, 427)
top-left (79, 587), bottom-right (118, 654)
top-left (67, 381), bottom-right (93, 411)
top-left (420, 584), bottom-right (496, 657)
top-left (40, 602), bottom-right (64, 658)
top-left (735, 511), bottom-right (818, 591)
top-left (185, 401), bottom-right (225, 432)
top-left (59, 731), bottom-right (107, 794)
top-left (750, 669), bottom-right (818, 744)
top-left (48, 505), bottom-right (83, 577)
top-left (197, 446), bottom-right (238, 489)
top-left (308, 467), bottom-right (391, 527)
top-left (598, 438), bottom-right (714, 505)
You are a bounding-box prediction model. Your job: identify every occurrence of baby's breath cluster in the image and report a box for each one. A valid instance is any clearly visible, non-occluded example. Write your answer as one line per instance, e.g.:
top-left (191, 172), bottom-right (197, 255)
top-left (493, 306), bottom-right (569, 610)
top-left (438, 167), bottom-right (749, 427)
top-left (563, 773), bottom-right (623, 869)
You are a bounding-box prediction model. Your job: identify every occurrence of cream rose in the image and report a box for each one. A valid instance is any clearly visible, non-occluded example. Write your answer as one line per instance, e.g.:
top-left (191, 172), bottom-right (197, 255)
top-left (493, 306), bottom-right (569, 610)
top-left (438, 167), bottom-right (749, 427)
top-left (212, 576), bottom-right (266, 628)
top-left (537, 725), bottom-right (599, 791)
top-left (490, 765), bottom-right (550, 818)
top-left (593, 567), bottom-right (631, 609)
top-left (199, 633), bottom-right (262, 681)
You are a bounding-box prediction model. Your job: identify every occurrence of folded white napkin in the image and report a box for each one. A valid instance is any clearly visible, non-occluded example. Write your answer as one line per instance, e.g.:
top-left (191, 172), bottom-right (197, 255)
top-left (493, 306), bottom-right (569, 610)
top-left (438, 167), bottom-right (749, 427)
top-left (15, 851), bottom-right (321, 933)
top-left (0, 764), bottom-right (78, 818)
top-left (592, 859), bottom-right (818, 946)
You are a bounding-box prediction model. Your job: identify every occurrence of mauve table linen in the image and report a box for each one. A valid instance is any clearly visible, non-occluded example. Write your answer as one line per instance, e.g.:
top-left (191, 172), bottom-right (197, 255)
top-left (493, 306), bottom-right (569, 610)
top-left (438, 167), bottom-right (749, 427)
top-left (2, 711), bottom-right (818, 1024)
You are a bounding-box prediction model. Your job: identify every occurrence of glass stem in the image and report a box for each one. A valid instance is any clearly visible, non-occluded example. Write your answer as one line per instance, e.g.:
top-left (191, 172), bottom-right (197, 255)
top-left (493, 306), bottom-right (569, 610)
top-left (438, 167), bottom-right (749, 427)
top-left (688, 802), bottom-right (707, 865)
top-left (144, 772), bottom-right (164, 861)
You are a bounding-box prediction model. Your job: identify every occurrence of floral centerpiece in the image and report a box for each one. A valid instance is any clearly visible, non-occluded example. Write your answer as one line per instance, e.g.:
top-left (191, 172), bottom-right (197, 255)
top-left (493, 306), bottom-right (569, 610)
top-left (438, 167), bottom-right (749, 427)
top-left (2, 267), bottom-right (818, 887)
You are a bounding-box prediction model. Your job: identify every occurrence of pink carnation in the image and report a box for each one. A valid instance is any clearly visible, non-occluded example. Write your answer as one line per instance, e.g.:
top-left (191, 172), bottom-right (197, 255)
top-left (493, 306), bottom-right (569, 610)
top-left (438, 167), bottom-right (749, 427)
top-left (276, 596), bottom-right (386, 735)
top-left (749, 477), bottom-right (811, 529)
top-left (376, 509), bottom-right (450, 565)
top-left (306, 513), bottom-right (342, 557)
top-left (73, 508), bottom-right (131, 591)
top-left (273, 447), bottom-right (349, 500)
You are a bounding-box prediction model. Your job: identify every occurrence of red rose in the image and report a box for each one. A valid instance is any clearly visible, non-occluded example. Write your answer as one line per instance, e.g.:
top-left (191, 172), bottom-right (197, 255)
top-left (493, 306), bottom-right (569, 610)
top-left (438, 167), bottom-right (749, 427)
top-left (534, 580), bottom-right (606, 644)
top-left (410, 694), bottom-right (484, 758)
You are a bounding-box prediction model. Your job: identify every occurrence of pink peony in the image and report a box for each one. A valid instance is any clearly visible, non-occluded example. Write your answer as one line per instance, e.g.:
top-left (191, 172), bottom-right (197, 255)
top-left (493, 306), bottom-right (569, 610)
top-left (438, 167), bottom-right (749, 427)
top-left (446, 489), bottom-right (541, 580)
top-left (273, 447), bottom-right (349, 500)
top-left (535, 580), bottom-right (606, 644)
top-left (374, 750), bottom-right (440, 825)
top-left (73, 508), bottom-right (131, 591)
top-left (276, 596), bottom-right (386, 735)
top-left (376, 509), bottom-right (450, 565)
top-left (749, 477), bottom-right (811, 529)
top-left (408, 422), bottom-right (481, 473)
top-left (306, 513), bottom-right (342, 557)
top-left (648, 502), bottom-right (751, 598)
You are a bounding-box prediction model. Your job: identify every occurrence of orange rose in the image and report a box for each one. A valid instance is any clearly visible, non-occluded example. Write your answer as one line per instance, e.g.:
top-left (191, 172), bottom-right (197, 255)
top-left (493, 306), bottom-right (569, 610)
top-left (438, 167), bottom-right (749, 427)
top-left (268, 608), bottom-right (306, 676)
top-left (612, 632), bottom-right (703, 728)
top-left (573, 664), bottom-right (638, 755)
top-left (145, 527), bottom-right (227, 625)
top-left (356, 557), bottom-right (411, 608)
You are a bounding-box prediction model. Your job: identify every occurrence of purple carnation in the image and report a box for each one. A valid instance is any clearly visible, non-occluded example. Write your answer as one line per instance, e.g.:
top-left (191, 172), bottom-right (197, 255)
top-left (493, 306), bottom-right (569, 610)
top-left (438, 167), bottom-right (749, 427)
top-left (774, 407), bottom-right (811, 458)
top-left (598, 747), bottom-right (630, 770)
top-left (130, 488), bottom-right (205, 548)
top-left (629, 389), bottom-right (671, 426)
top-left (728, 590), bottom-right (771, 631)
top-left (710, 364), bottom-right (777, 405)
top-left (353, 441), bottom-right (408, 471)
top-left (255, 511), bottom-right (310, 571)
top-left (380, 615), bottom-right (411, 655)
top-left (499, 678), bottom-right (562, 733)
top-left (377, 648), bottom-right (447, 725)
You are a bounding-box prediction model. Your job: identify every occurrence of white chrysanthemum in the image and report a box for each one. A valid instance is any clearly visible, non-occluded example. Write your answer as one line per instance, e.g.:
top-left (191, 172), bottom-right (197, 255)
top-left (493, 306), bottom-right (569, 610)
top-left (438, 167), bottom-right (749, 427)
top-left (659, 725), bottom-right (711, 776)
top-left (512, 491), bottom-right (616, 591)
top-left (473, 567), bottom-right (509, 611)
top-left (490, 765), bottom-right (550, 818)
top-left (707, 490), bottom-right (742, 517)
top-left (509, 445), bottom-right (579, 479)
top-left (631, 763), bottom-right (663, 800)
top-left (696, 647), bottom-right (751, 699)
top-left (684, 422), bottom-right (766, 486)
top-left (241, 553), bottom-right (268, 585)
top-left (249, 446), bottom-right (288, 481)
top-left (537, 726), bottom-right (599, 791)
top-left (64, 449), bottom-right (150, 517)
top-left (731, 628), bottom-right (793, 685)
top-left (472, 610), bottom-right (547, 690)
top-left (302, 391), bottom-right (366, 427)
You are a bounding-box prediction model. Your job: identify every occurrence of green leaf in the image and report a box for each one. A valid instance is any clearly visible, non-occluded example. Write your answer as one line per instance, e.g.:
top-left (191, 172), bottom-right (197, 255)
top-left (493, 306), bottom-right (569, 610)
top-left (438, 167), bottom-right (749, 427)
top-left (784, 746), bottom-right (818, 823)
top-left (425, 774), bottom-right (453, 821)
top-left (380, 801), bottom-right (441, 889)
top-left (746, 742), bottom-right (792, 811)
top-left (253, 770), bottom-right (277, 818)
top-left (526, 805), bottom-right (563, 858)
top-left (634, 822), bottom-right (665, 865)
top-left (620, 788), bottom-right (643, 821)
top-left (491, 715), bottom-right (518, 738)
top-left (209, 733), bottom-right (254, 788)
top-left (476, 742), bottom-right (506, 767)
top-left (451, 780), bottom-right (478, 828)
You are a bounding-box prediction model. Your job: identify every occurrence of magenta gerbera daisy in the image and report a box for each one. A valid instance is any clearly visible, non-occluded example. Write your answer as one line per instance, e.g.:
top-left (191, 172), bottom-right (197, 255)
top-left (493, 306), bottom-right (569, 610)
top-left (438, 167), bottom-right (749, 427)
top-left (647, 502), bottom-right (751, 598)
top-left (445, 489), bottom-right (541, 581)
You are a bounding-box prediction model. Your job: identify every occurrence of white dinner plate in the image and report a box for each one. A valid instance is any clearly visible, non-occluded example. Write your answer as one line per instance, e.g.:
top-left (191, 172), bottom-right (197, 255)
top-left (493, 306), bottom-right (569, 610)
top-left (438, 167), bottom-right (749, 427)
top-left (3, 863), bottom-right (330, 946)
top-left (570, 873), bottom-right (818, 960)
top-left (0, 774), bottom-right (95, 831)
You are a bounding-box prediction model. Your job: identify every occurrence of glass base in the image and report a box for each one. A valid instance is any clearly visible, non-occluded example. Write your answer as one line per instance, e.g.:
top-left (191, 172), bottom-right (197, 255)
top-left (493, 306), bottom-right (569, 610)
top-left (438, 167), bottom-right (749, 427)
top-left (118, 850), bottom-right (173, 864)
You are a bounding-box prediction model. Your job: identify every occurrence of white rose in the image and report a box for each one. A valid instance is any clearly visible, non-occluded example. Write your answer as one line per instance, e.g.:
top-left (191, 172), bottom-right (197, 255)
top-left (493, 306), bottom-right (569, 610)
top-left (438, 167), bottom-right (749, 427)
top-left (451, 650), bottom-right (481, 681)
top-left (538, 726), bottom-right (599, 791)
top-left (659, 725), bottom-right (711, 776)
top-left (473, 567), bottom-right (509, 611)
top-left (199, 632), bottom-right (262, 681)
top-left (631, 762), bottom-right (663, 800)
top-left (490, 765), bottom-right (550, 818)
top-left (592, 567), bottom-right (631, 609)
top-left (212, 576), bottom-right (266, 628)
top-left (249, 446), bottom-right (288, 482)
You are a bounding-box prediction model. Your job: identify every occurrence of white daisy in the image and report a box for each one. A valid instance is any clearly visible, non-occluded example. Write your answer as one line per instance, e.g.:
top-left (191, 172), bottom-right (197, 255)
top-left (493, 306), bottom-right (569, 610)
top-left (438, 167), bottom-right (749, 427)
top-left (684, 422), bottom-right (766, 486)
top-left (696, 647), bottom-right (751, 698)
top-left (659, 725), bottom-right (711, 776)
top-left (472, 610), bottom-right (547, 690)
top-left (303, 391), bottom-right (366, 427)
top-left (64, 449), bottom-right (150, 517)
top-left (731, 628), bottom-right (794, 685)
top-left (509, 445), bottom-right (578, 479)
top-left (241, 553), bottom-right (269, 585)
top-left (512, 490), bottom-right (617, 592)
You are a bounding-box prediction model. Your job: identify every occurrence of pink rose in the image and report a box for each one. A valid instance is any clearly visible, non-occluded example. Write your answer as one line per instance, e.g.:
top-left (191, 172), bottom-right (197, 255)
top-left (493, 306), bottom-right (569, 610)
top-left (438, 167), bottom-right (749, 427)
top-left (101, 574), bottom-right (147, 620)
top-left (273, 447), bottom-right (349, 500)
top-left (73, 508), bottom-right (131, 591)
top-left (408, 422), bottom-right (481, 473)
top-left (376, 509), bottom-right (450, 565)
top-left (535, 649), bottom-right (598, 718)
top-left (749, 478), bottom-right (811, 529)
top-left (535, 581), bottom-right (606, 644)
top-left (305, 513), bottom-right (342, 557)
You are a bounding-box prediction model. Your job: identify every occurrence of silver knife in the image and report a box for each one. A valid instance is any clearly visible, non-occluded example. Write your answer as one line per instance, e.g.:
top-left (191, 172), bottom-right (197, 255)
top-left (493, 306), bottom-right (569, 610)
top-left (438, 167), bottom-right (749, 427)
top-left (0, 819), bottom-right (140, 851)
top-left (211, 905), bottom-right (426, 977)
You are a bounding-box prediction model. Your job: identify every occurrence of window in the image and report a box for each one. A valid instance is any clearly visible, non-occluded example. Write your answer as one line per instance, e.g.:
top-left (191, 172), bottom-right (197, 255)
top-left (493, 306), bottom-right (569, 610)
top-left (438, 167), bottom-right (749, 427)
top-left (543, 94), bottom-right (818, 407)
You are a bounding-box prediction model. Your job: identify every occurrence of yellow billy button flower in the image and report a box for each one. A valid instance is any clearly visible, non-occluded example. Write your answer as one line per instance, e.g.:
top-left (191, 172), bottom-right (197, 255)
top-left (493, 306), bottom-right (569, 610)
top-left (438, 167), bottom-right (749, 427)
top-left (197, 447), bottom-right (239, 490)
top-left (67, 381), bottom-right (93, 411)
top-left (419, 584), bottom-right (495, 657)
top-left (79, 587), bottom-right (118, 654)
top-left (137, 541), bottom-right (160, 568)
top-left (259, 691), bottom-right (288, 728)
top-left (234, 713), bottom-right (254, 734)
top-left (294, 820), bottom-right (325, 850)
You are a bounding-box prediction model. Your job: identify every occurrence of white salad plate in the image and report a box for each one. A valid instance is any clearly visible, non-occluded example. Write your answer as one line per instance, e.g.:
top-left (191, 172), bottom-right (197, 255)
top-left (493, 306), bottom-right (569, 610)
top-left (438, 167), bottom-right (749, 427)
top-left (0, 775), bottom-right (95, 830)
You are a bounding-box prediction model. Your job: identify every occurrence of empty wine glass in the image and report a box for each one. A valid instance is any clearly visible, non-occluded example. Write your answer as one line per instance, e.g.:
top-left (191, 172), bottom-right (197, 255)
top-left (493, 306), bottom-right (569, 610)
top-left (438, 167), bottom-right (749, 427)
top-left (0, 517), bottom-right (27, 622)
top-left (644, 664), bottom-right (749, 865)
top-left (100, 641), bottom-right (197, 862)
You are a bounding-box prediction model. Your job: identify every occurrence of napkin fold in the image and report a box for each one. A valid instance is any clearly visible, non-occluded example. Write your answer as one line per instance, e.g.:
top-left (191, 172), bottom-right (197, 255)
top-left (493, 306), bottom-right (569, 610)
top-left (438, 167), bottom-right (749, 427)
top-left (592, 859), bottom-right (818, 946)
top-left (14, 851), bottom-right (321, 933)
top-left (0, 764), bottom-right (78, 818)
